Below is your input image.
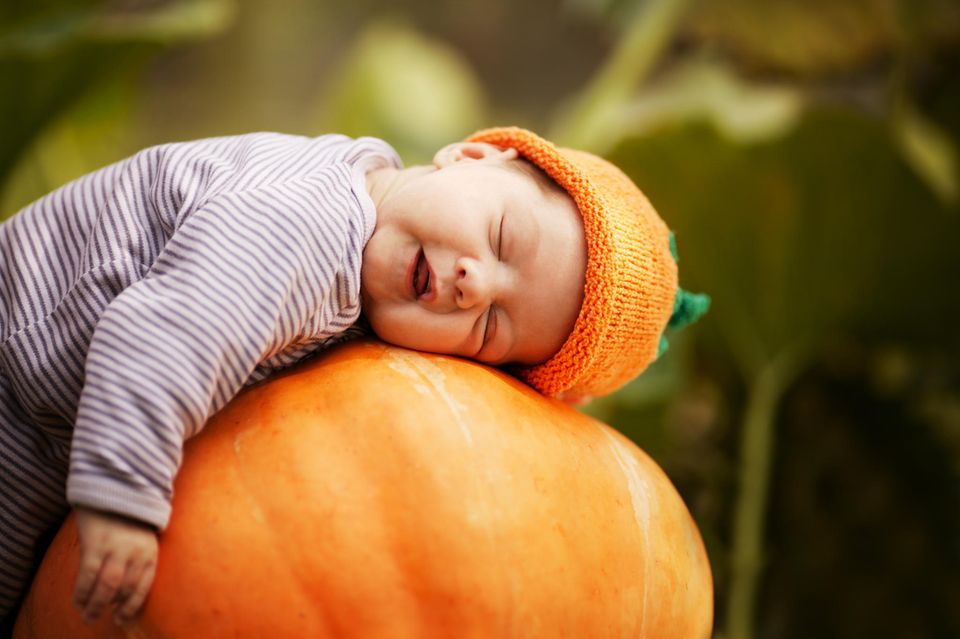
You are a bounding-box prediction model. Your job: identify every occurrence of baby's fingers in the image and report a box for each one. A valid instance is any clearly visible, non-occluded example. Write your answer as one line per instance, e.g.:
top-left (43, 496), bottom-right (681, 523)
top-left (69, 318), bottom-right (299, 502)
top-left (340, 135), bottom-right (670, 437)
top-left (73, 549), bottom-right (106, 612)
top-left (114, 558), bottom-right (156, 625)
top-left (79, 556), bottom-right (126, 624)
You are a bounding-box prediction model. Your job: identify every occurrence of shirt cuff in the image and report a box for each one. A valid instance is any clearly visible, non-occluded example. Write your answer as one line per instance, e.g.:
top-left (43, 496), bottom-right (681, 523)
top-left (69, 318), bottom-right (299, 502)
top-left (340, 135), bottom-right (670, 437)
top-left (67, 474), bottom-right (171, 531)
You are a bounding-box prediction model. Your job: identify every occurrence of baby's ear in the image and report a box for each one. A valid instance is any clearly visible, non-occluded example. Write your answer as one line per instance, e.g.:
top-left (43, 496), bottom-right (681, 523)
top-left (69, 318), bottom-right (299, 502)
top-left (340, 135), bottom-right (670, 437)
top-left (432, 142), bottom-right (519, 168)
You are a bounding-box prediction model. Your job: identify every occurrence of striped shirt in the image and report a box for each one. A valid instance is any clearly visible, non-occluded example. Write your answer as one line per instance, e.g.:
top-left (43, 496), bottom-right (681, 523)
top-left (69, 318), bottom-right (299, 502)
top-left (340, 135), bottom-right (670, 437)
top-left (0, 132), bottom-right (401, 529)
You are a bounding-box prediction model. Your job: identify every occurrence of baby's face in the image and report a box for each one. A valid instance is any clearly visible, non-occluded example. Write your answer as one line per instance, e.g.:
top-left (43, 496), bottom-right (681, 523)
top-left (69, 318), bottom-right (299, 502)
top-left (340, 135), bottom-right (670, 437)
top-left (361, 144), bottom-right (586, 366)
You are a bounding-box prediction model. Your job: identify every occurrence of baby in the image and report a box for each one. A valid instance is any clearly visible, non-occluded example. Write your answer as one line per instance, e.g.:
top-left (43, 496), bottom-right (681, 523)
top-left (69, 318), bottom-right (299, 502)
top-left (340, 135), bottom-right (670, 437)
top-left (0, 126), bottom-right (707, 627)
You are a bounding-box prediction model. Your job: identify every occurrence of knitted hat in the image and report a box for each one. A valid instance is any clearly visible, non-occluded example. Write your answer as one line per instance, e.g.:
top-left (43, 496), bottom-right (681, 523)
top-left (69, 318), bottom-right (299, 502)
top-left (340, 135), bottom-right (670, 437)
top-left (467, 126), bottom-right (708, 399)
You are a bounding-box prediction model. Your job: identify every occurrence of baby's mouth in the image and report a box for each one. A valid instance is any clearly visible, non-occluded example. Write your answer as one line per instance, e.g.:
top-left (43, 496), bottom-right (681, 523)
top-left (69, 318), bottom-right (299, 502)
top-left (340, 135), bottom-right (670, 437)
top-left (413, 249), bottom-right (432, 299)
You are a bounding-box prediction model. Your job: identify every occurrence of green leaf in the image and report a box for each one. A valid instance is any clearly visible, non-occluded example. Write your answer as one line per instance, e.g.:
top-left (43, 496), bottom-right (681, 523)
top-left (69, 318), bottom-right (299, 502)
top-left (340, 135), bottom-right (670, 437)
top-left (608, 107), bottom-right (960, 376)
top-left (617, 60), bottom-right (804, 148)
top-left (0, 0), bottom-right (234, 55)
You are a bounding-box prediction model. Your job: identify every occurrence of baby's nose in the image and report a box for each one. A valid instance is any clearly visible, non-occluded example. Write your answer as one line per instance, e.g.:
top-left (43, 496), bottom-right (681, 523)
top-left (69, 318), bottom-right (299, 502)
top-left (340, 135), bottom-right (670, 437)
top-left (455, 257), bottom-right (493, 309)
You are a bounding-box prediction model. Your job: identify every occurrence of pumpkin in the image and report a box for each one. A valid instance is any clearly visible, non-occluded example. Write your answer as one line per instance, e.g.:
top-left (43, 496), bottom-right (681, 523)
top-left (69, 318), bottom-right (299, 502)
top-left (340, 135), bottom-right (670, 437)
top-left (14, 340), bottom-right (713, 638)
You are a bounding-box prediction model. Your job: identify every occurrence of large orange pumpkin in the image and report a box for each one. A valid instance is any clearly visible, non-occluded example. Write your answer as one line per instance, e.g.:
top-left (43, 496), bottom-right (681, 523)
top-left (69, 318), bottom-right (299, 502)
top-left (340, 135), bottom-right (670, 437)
top-left (14, 340), bottom-right (712, 638)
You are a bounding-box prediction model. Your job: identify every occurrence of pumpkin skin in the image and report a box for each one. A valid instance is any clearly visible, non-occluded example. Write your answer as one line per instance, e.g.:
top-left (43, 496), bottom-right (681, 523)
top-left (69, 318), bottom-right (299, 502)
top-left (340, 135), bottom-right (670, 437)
top-left (14, 340), bottom-right (713, 638)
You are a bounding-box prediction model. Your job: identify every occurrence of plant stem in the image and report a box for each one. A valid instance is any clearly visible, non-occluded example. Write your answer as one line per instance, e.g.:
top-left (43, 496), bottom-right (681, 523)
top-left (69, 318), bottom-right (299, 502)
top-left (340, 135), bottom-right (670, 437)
top-left (725, 343), bottom-right (810, 639)
top-left (550, 0), bottom-right (694, 151)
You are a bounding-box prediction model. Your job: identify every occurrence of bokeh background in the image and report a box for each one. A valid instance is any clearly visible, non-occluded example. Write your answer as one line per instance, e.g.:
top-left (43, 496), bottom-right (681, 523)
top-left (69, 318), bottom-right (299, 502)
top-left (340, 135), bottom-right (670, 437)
top-left (2, 0), bottom-right (959, 637)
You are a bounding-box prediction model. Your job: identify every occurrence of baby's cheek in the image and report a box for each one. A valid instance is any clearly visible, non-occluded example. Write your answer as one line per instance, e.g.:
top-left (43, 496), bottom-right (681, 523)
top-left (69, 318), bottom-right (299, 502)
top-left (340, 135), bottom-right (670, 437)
top-left (370, 307), bottom-right (470, 356)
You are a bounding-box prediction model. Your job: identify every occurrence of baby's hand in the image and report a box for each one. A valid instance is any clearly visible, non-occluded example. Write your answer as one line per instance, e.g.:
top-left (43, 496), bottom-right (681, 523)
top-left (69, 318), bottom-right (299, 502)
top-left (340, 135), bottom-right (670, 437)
top-left (73, 507), bottom-right (158, 626)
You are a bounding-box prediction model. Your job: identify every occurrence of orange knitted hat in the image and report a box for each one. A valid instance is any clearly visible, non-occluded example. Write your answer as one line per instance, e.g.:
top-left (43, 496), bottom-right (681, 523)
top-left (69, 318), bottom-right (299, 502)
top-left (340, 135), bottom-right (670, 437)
top-left (467, 126), bottom-right (686, 399)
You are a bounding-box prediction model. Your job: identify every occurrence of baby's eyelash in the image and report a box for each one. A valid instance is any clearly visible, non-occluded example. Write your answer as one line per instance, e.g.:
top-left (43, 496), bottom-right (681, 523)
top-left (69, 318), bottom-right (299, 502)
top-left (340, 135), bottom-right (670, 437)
top-left (482, 306), bottom-right (496, 348)
top-left (497, 216), bottom-right (505, 259)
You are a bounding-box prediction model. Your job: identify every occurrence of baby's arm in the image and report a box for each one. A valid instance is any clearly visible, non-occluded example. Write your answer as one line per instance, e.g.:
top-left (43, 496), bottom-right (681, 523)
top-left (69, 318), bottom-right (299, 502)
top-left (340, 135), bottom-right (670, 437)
top-left (72, 508), bottom-right (158, 625)
top-left (67, 171), bottom-right (361, 622)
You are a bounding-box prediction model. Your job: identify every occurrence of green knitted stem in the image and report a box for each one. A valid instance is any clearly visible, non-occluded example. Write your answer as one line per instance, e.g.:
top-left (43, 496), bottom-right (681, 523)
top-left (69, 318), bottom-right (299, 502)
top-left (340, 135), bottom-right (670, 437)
top-left (669, 288), bottom-right (711, 329)
top-left (656, 232), bottom-right (711, 358)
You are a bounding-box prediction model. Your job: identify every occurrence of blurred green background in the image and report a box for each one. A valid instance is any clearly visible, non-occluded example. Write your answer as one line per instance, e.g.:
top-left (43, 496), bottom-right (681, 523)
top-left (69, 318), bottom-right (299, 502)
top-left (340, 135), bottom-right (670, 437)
top-left (2, 0), bottom-right (959, 637)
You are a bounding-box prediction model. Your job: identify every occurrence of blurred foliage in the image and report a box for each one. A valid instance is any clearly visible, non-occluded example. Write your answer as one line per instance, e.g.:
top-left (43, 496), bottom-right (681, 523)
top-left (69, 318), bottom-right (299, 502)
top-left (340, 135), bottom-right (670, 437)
top-left (0, 0), bottom-right (234, 197)
top-left (607, 103), bottom-right (960, 638)
top-left (611, 110), bottom-right (960, 365)
top-left (0, 75), bottom-right (142, 215)
top-left (2, 0), bottom-right (960, 637)
top-left (764, 345), bottom-right (960, 638)
top-left (683, 0), bottom-right (960, 77)
top-left (321, 19), bottom-right (487, 163)
top-left (617, 59), bottom-right (805, 145)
